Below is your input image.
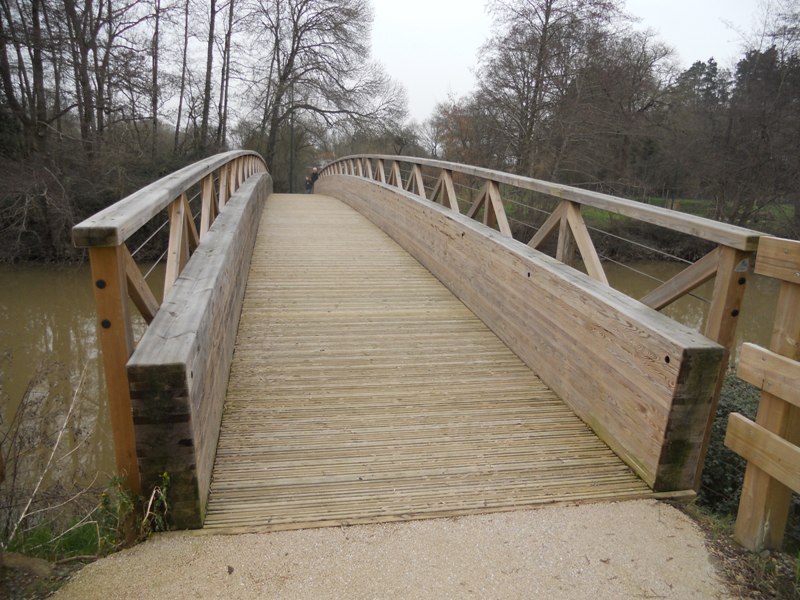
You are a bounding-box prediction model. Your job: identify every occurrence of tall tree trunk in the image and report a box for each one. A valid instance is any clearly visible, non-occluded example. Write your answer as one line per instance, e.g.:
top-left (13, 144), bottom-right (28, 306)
top-left (521, 0), bottom-right (553, 176)
top-left (41, 1), bottom-right (63, 136)
top-left (151, 0), bottom-right (160, 160)
top-left (173, 0), bottom-right (189, 153)
top-left (0, 0), bottom-right (35, 147)
top-left (200, 0), bottom-right (217, 152)
top-left (63, 0), bottom-right (97, 158)
top-left (93, 0), bottom-right (114, 154)
top-left (216, 0), bottom-right (234, 147)
top-left (30, 0), bottom-right (48, 153)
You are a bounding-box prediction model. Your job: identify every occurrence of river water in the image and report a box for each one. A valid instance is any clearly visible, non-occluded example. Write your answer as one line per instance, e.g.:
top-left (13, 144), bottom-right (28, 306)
top-left (0, 260), bottom-right (779, 494)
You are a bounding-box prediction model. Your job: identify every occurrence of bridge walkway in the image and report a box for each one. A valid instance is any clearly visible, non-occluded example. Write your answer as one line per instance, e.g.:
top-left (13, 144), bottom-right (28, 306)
top-left (203, 194), bottom-right (651, 531)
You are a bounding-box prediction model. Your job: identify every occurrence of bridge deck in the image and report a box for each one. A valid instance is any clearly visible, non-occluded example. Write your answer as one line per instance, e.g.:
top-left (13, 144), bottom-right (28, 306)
top-left (204, 194), bottom-right (651, 531)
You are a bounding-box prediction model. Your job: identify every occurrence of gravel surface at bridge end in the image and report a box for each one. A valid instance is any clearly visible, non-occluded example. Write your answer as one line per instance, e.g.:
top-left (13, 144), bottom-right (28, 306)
top-left (52, 499), bottom-right (733, 600)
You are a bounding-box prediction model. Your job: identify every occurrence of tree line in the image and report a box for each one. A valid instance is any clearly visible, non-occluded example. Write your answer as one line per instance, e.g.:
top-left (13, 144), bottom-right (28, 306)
top-left (413, 0), bottom-right (800, 239)
top-left (1, 0), bottom-right (798, 262)
top-left (0, 0), bottom-right (404, 261)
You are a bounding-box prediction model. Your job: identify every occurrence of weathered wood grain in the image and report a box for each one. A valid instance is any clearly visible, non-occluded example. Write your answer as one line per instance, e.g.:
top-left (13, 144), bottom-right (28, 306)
top-left (755, 237), bottom-right (800, 283)
top-left (127, 172), bottom-right (272, 528)
top-left (203, 194), bottom-right (651, 531)
top-left (726, 413), bottom-right (800, 494)
top-left (737, 343), bottom-right (800, 407)
top-left (318, 175), bottom-right (725, 491)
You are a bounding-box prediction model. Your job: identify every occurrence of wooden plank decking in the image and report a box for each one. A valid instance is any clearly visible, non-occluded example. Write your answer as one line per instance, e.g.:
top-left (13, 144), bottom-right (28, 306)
top-left (203, 193), bottom-right (651, 531)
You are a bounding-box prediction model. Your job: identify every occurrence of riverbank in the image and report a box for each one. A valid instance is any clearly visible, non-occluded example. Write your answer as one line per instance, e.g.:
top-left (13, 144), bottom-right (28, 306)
top-left (50, 500), bottom-right (732, 600)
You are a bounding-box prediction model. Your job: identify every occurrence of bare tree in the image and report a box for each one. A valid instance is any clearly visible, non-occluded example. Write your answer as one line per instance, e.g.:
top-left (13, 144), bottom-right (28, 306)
top-left (0, 0), bottom-right (54, 152)
top-left (477, 0), bottom-right (622, 176)
top-left (199, 0), bottom-right (218, 151)
top-left (151, 0), bottom-right (161, 159)
top-left (173, 0), bottom-right (190, 153)
top-left (243, 0), bottom-right (406, 172)
top-left (215, 0), bottom-right (236, 147)
top-left (418, 117), bottom-right (444, 158)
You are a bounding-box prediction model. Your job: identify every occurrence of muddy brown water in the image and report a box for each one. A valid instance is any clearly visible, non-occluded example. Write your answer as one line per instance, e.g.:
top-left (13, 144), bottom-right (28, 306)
top-left (0, 260), bottom-right (778, 493)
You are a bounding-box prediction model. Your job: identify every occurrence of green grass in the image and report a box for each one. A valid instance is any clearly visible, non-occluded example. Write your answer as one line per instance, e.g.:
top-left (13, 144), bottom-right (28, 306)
top-left (9, 521), bottom-right (110, 561)
top-left (6, 480), bottom-right (135, 561)
top-left (2, 473), bottom-right (168, 563)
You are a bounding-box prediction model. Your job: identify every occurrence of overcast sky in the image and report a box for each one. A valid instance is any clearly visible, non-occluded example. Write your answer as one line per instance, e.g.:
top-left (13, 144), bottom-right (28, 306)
top-left (371, 0), bottom-right (764, 122)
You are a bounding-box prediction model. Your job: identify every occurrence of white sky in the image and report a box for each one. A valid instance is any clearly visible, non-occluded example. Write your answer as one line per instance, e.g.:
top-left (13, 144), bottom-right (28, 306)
top-left (371, 0), bottom-right (764, 122)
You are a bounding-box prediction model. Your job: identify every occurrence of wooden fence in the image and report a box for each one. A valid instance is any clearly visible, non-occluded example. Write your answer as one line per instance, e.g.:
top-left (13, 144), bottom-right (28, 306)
top-left (322, 154), bottom-right (766, 488)
top-left (725, 237), bottom-right (800, 551)
top-left (72, 151), bottom-right (268, 493)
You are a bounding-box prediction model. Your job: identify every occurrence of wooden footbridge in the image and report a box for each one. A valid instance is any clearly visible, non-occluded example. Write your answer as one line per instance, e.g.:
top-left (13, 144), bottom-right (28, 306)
top-left (73, 151), bottom-right (799, 548)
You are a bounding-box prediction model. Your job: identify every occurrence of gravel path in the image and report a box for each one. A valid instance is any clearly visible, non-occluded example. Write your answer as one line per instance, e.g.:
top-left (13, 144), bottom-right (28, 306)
top-left (52, 500), bottom-right (732, 599)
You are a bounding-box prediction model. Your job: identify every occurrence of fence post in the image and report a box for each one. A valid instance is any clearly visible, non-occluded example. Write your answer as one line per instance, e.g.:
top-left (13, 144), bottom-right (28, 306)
top-left (88, 245), bottom-right (141, 493)
top-left (692, 246), bottom-right (753, 488)
top-left (733, 237), bottom-right (800, 550)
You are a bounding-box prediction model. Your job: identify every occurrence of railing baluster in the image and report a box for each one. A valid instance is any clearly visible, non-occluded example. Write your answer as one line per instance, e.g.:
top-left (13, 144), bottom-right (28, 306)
top-left (563, 202), bottom-right (607, 284)
top-left (88, 245), bottom-right (141, 493)
top-left (123, 246), bottom-right (159, 323)
top-left (440, 170), bottom-right (459, 212)
top-left (375, 159), bottom-right (386, 182)
top-left (165, 193), bottom-right (190, 296)
top-left (556, 207), bottom-right (576, 264)
top-left (389, 161), bottom-right (402, 187)
top-left (200, 174), bottom-right (217, 237)
top-left (219, 164), bottom-right (231, 206)
top-left (689, 246), bottom-right (753, 489)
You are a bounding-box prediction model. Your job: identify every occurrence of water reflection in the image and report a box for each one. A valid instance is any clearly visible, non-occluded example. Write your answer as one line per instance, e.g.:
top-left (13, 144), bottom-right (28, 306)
top-left (0, 264), bottom-right (113, 502)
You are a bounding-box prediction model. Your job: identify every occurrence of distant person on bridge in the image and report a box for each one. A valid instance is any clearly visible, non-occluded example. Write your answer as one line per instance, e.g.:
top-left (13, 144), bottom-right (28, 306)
top-left (305, 176), bottom-right (312, 193)
top-left (310, 166), bottom-right (319, 192)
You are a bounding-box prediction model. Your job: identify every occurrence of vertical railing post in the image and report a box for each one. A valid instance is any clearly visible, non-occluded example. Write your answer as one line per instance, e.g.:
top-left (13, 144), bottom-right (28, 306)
top-left (200, 174), bottom-right (217, 237)
top-left (556, 210), bottom-right (577, 266)
top-left (219, 163), bottom-right (231, 206)
top-left (734, 237), bottom-right (800, 550)
top-left (88, 245), bottom-right (141, 493)
top-left (693, 245), bottom-right (753, 488)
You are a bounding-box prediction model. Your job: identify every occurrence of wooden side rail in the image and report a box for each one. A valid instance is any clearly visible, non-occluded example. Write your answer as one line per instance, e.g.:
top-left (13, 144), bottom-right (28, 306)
top-left (725, 237), bottom-right (800, 551)
top-left (321, 156), bottom-right (759, 349)
top-left (72, 150), bottom-right (268, 493)
top-left (322, 155), bottom-right (765, 489)
top-left (317, 175), bottom-right (725, 491)
top-left (127, 173), bottom-right (271, 528)
top-left (325, 155), bottom-right (760, 249)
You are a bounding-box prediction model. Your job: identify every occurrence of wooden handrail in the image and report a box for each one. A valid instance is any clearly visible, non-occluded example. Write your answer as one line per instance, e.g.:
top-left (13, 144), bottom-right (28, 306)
top-left (320, 156), bottom-right (763, 350)
top-left (323, 154), bottom-right (761, 250)
top-left (73, 150), bottom-right (264, 247)
top-left (73, 150), bottom-right (268, 494)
